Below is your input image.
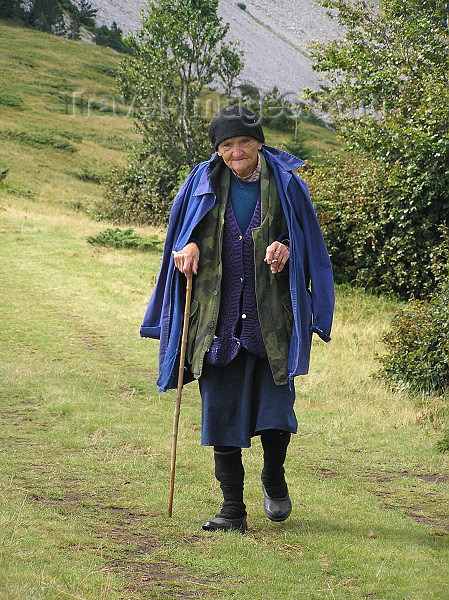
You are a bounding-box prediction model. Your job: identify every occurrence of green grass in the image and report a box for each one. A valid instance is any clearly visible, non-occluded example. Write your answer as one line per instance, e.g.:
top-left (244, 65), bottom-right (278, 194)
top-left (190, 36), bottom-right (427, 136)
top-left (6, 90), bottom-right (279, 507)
top-left (1, 18), bottom-right (448, 600)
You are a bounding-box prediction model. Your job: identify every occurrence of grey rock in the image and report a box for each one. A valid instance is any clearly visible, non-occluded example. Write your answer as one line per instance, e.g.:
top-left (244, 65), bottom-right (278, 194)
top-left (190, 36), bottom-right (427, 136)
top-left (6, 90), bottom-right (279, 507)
top-left (89, 0), bottom-right (346, 94)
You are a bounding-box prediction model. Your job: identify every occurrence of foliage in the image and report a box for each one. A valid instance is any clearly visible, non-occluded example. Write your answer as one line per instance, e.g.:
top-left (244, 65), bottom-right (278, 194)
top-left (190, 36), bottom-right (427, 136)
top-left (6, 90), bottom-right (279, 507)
top-left (377, 275), bottom-right (449, 397)
top-left (376, 226), bottom-right (449, 408)
top-left (0, 91), bottom-right (23, 107)
top-left (94, 22), bottom-right (132, 54)
top-left (0, 0), bottom-right (25, 20)
top-left (95, 146), bottom-right (182, 226)
top-left (77, 0), bottom-right (96, 28)
top-left (0, 128), bottom-right (77, 152)
top-left (436, 426), bottom-right (449, 453)
top-left (0, 0), bottom-right (129, 53)
top-left (67, 166), bottom-right (106, 183)
top-left (216, 43), bottom-right (245, 97)
top-left (66, 7), bottom-right (80, 39)
top-left (87, 227), bottom-right (162, 251)
top-left (282, 133), bottom-right (312, 161)
top-left (304, 153), bottom-right (435, 293)
top-left (103, 0), bottom-right (243, 225)
top-left (305, 0), bottom-right (449, 298)
top-left (28, 0), bottom-right (64, 33)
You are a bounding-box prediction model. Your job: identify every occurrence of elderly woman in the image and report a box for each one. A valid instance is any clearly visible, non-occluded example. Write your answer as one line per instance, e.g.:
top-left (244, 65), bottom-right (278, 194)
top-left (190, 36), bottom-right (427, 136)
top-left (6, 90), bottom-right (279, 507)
top-left (141, 106), bottom-right (334, 532)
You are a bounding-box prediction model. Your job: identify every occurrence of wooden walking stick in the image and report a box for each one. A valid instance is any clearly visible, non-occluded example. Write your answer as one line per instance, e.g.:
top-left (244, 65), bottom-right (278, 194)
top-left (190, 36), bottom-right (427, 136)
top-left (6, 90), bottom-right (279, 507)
top-left (168, 272), bottom-right (193, 517)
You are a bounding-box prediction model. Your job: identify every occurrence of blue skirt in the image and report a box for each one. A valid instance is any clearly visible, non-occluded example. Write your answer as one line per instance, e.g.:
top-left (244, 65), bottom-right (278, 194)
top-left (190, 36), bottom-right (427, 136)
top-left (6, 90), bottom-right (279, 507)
top-left (199, 349), bottom-right (297, 448)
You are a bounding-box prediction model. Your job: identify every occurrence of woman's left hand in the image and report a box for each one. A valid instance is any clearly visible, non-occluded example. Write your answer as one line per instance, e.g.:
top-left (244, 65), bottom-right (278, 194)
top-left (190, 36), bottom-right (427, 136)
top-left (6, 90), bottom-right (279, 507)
top-left (264, 241), bottom-right (290, 274)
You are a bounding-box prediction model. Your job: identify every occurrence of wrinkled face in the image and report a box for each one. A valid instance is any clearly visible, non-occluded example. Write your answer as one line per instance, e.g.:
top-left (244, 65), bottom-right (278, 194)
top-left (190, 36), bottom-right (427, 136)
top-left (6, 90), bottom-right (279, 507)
top-left (217, 136), bottom-right (262, 178)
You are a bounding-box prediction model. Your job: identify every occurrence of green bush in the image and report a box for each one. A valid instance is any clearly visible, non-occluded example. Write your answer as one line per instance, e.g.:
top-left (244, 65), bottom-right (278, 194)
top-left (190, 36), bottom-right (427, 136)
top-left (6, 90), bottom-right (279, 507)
top-left (377, 277), bottom-right (449, 396)
top-left (94, 22), bottom-right (132, 54)
top-left (303, 153), bottom-right (448, 298)
top-left (94, 145), bottom-right (180, 226)
top-left (0, 91), bottom-right (23, 108)
top-left (436, 427), bottom-right (449, 453)
top-left (87, 228), bottom-right (162, 251)
top-left (303, 154), bottom-right (391, 289)
top-left (67, 167), bottom-right (106, 184)
top-left (305, 0), bottom-right (449, 300)
top-left (282, 135), bottom-right (312, 161)
top-left (0, 129), bottom-right (77, 152)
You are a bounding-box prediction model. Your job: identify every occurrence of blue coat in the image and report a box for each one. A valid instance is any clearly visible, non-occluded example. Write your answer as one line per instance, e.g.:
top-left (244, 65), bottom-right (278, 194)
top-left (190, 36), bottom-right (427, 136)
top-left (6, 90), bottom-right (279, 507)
top-left (140, 146), bottom-right (334, 392)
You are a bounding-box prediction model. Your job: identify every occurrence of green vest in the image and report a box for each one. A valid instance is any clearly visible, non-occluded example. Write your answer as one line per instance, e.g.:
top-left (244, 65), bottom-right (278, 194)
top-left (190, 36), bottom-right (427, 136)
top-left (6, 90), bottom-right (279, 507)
top-left (186, 153), bottom-right (293, 385)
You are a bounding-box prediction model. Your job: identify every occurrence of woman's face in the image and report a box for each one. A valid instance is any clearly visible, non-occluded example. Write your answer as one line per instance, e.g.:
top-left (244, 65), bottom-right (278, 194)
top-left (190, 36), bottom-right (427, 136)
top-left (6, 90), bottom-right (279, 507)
top-left (217, 136), bottom-right (262, 178)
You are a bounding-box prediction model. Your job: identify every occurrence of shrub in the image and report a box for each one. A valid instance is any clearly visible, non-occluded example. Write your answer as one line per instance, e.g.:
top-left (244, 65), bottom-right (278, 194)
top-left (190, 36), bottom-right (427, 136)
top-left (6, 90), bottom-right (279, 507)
top-left (376, 277), bottom-right (449, 396)
top-left (305, 0), bottom-right (449, 300)
top-left (436, 427), bottom-right (449, 453)
top-left (67, 167), bottom-right (106, 184)
top-left (87, 228), bottom-right (162, 251)
top-left (94, 22), bottom-right (132, 54)
top-left (0, 91), bottom-right (23, 108)
top-left (303, 154), bottom-right (391, 289)
top-left (94, 145), bottom-right (180, 226)
top-left (0, 129), bottom-right (77, 152)
top-left (282, 135), bottom-right (312, 161)
top-left (303, 153), bottom-right (448, 298)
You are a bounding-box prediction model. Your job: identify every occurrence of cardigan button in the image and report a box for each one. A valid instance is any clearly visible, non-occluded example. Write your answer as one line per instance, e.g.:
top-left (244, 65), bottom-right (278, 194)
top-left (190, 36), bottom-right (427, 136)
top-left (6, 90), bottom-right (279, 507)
top-left (238, 235), bottom-right (243, 240)
top-left (241, 314), bottom-right (247, 319)
top-left (207, 320), bottom-right (215, 328)
top-left (213, 289), bottom-right (219, 296)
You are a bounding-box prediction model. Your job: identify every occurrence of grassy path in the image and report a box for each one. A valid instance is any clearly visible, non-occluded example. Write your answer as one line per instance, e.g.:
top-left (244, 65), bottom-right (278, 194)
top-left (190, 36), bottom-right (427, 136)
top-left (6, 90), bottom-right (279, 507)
top-left (1, 199), bottom-right (448, 599)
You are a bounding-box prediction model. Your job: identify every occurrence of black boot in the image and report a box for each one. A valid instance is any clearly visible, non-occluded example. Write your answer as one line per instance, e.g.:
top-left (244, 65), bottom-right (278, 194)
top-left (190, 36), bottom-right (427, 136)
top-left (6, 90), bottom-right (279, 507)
top-left (202, 446), bottom-right (247, 533)
top-left (260, 430), bottom-right (292, 522)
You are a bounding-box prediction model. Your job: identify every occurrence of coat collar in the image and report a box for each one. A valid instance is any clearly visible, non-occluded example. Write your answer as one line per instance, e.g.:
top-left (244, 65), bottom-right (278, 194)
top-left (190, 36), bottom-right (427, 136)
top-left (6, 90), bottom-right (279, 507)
top-left (193, 146), bottom-right (303, 197)
top-left (262, 146), bottom-right (304, 171)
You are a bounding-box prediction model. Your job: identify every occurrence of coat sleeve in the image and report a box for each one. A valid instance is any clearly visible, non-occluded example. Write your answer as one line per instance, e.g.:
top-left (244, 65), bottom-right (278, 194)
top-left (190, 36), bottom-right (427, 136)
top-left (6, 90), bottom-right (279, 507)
top-left (139, 161), bottom-right (216, 391)
top-left (289, 174), bottom-right (334, 342)
top-left (140, 163), bottom-right (204, 339)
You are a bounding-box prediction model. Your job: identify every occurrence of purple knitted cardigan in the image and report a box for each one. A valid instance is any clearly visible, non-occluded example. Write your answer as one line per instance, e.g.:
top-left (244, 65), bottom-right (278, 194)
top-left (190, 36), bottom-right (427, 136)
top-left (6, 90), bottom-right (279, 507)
top-left (204, 197), bottom-right (267, 365)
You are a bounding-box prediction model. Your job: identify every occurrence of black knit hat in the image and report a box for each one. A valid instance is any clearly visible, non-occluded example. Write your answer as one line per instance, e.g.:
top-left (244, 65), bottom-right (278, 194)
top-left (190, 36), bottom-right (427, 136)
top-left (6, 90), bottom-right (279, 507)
top-left (208, 105), bottom-right (265, 150)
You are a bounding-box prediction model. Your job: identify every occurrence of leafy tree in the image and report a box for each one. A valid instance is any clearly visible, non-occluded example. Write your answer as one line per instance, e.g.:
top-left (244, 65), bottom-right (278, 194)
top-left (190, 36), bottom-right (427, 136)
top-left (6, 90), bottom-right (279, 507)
top-left (67, 8), bottom-right (80, 39)
top-left (102, 0), bottom-right (243, 225)
top-left (29, 0), bottom-right (63, 33)
top-left (0, 0), bottom-right (24, 20)
top-left (118, 0), bottom-right (243, 167)
top-left (77, 0), bottom-right (96, 28)
top-left (94, 22), bottom-right (131, 54)
top-left (217, 43), bottom-right (244, 97)
top-left (53, 13), bottom-right (66, 35)
top-left (305, 0), bottom-right (449, 298)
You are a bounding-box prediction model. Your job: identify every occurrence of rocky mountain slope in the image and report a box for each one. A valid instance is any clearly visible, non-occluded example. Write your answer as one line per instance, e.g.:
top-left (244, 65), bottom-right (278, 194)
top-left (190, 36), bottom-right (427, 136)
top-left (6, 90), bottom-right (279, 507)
top-left (90, 0), bottom-right (344, 95)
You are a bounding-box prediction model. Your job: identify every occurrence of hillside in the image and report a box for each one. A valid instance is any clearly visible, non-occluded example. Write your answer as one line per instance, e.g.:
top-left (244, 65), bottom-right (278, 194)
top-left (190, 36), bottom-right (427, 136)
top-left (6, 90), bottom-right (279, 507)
top-left (0, 20), bottom-right (137, 211)
top-left (0, 18), bottom-right (336, 215)
top-left (90, 0), bottom-right (344, 94)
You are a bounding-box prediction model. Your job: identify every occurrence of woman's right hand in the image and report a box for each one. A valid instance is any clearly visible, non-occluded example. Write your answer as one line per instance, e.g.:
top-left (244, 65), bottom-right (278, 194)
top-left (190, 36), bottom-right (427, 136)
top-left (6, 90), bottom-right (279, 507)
top-left (172, 242), bottom-right (200, 277)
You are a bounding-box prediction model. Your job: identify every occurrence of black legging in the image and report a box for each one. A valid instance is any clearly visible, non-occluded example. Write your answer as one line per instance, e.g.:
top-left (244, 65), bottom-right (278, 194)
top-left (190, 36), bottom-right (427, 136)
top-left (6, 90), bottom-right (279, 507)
top-left (213, 429), bottom-right (291, 517)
